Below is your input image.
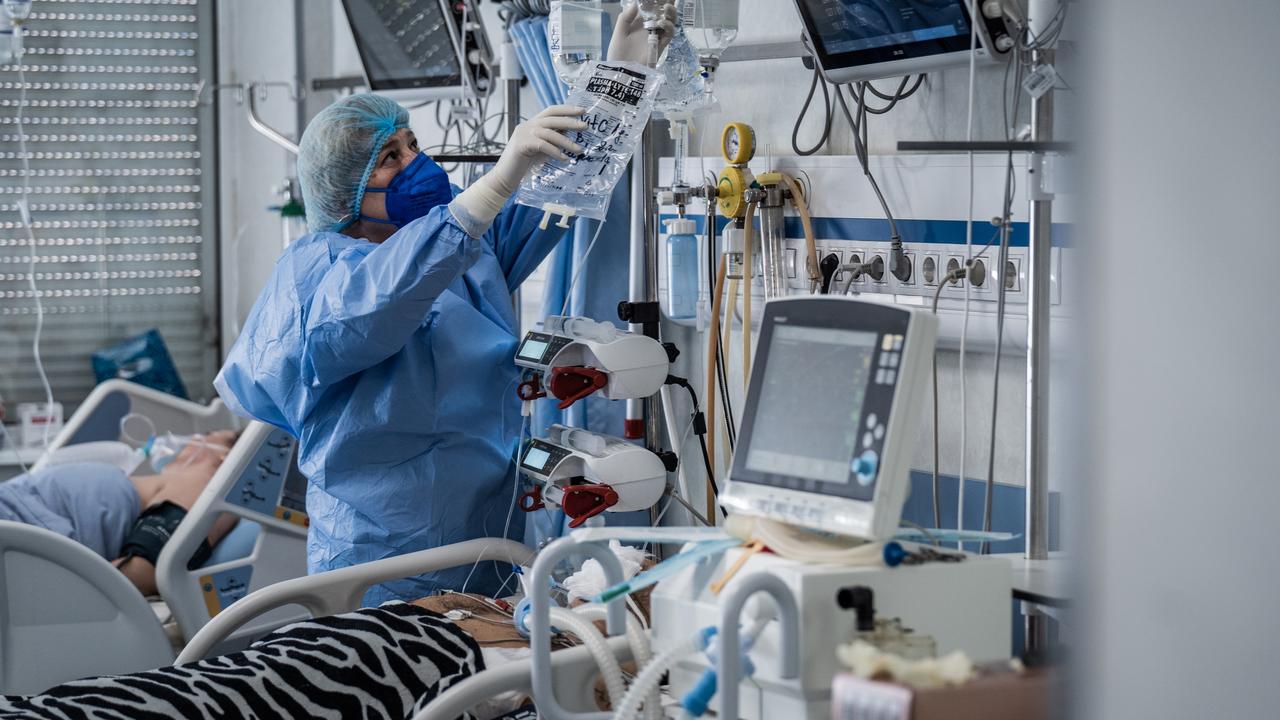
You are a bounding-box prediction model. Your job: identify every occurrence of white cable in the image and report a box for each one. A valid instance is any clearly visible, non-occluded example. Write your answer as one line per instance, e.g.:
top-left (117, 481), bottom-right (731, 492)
top-left (14, 58), bottom-right (56, 448)
top-left (957, 0), bottom-right (981, 549)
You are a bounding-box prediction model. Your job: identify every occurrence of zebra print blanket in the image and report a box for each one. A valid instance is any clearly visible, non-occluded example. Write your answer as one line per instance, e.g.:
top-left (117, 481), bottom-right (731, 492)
top-left (0, 602), bottom-right (488, 719)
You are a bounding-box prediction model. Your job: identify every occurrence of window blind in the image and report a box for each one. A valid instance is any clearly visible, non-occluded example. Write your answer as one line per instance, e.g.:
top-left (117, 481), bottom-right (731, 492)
top-left (0, 0), bottom-right (218, 413)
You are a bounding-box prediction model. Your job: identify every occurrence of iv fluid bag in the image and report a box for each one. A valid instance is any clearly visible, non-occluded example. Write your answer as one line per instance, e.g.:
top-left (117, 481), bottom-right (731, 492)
top-left (549, 1), bottom-right (612, 85)
top-left (516, 60), bottom-right (663, 222)
top-left (654, 0), bottom-right (711, 115)
top-left (684, 0), bottom-right (739, 59)
top-left (635, 0), bottom-right (667, 23)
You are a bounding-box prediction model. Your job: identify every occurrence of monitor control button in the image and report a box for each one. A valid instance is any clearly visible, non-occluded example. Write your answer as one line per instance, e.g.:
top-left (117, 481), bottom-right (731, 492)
top-left (866, 413), bottom-right (878, 428)
top-left (853, 450), bottom-right (879, 486)
top-left (874, 424), bottom-right (885, 440)
top-left (863, 431), bottom-right (875, 448)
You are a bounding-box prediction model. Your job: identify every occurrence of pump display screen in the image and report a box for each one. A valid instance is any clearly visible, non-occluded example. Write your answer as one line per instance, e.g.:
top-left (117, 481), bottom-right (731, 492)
top-left (743, 325), bottom-right (877, 484)
top-left (518, 338), bottom-right (549, 362)
top-left (796, 0), bottom-right (973, 66)
top-left (523, 447), bottom-right (551, 471)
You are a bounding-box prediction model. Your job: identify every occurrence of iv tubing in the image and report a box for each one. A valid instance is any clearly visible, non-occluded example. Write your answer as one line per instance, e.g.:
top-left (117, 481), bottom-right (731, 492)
top-left (547, 607), bottom-right (626, 709)
top-left (742, 201), bottom-right (757, 387)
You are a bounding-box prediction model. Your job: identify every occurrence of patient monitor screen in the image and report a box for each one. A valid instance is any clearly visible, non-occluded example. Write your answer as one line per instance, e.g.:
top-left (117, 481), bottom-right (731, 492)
top-left (343, 0), bottom-right (462, 91)
top-left (744, 325), bottom-right (876, 484)
top-left (797, 0), bottom-right (973, 65)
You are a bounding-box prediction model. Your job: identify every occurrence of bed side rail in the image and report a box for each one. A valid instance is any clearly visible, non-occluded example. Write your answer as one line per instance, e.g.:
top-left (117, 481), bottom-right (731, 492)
top-left (175, 537), bottom-right (534, 664)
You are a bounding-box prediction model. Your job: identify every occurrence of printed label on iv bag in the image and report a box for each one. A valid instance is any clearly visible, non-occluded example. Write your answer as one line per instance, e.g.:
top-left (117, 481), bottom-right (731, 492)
top-left (516, 61), bottom-right (664, 223)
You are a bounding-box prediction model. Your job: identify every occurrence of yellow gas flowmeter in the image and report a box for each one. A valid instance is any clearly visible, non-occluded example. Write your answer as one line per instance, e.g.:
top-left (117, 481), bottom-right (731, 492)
top-left (717, 122), bottom-right (756, 218)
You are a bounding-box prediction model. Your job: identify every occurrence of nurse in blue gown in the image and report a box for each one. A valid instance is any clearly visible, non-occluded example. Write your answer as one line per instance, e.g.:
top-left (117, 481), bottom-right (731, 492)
top-left (215, 4), bottom-right (676, 604)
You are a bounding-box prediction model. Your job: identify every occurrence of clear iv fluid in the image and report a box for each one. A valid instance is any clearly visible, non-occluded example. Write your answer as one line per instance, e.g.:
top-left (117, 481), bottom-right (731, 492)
top-left (636, 0), bottom-right (667, 23)
top-left (664, 219), bottom-right (698, 320)
top-left (549, 1), bottom-right (613, 85)
top-left (684, 0), bottom-right (739, 60)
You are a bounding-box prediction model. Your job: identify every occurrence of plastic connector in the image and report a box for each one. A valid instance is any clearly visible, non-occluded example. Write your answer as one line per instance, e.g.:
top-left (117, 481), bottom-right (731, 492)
top-left (890, 244), bottom-right (912, 283)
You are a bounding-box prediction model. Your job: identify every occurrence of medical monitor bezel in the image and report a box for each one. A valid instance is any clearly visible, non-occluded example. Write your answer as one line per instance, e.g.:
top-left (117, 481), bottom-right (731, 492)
top-left (792, 0), bottom-right (1010, 83)
top-left (722, 296), bottom-right (936, 541)
top-left (340, 0), bottom-right (493, 102)
top-left (729, 298), bottom-right (908, 502)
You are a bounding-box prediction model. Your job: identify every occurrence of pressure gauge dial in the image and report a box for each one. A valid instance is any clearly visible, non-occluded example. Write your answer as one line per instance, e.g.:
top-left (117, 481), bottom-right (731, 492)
top-left (721, 122), bottom-right (755, 166)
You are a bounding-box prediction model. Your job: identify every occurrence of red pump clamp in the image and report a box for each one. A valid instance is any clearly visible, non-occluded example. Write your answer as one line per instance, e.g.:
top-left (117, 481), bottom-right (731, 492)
top-left (518, 486), bottom-right (545, 512)
top-left (562, 484), bottom-right (620, 528)
top-left (549, 366), bottom-right (609, 410)
top-left (517, 374), bottom-right (547, 401)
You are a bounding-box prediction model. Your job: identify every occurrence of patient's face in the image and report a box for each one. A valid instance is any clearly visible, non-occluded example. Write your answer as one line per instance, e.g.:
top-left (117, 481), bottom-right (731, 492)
top-left (162, 429), bottom-right (238, 476)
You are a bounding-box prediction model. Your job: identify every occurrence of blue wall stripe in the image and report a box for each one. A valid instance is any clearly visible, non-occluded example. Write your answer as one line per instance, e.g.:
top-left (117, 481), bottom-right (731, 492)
top-left (901, 471), bottom-right (1061, 555)
top-left (658, 214), bottom-right (1073, 249)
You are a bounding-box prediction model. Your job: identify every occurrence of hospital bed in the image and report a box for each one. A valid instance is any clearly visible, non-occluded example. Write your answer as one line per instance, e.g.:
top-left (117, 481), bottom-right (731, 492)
top-left (0, 380), bottom-right (310, 694)
top-left (176, 537), bottom-right (637, 720)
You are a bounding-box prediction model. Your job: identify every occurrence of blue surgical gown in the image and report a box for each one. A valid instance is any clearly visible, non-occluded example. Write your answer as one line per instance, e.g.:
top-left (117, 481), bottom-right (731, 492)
top-left (214, 196), bottom-right (567, 604)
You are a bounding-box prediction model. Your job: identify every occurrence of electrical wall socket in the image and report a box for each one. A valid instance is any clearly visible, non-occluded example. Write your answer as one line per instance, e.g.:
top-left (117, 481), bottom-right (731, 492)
top-left (777, 238), bottom-right (1049, 308)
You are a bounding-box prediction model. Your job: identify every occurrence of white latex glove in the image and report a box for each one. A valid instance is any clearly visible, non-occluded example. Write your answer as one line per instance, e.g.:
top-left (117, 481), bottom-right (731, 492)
top-left (607, 0), bottom-right (678, 65)
top-left (450, 105), bottom-right (587, 236)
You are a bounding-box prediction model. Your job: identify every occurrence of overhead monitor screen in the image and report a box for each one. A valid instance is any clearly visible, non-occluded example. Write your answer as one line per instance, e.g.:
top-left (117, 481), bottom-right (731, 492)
top-left (796, 0), bottom-right (974, 67)
top-left (343, 0), bottom-right (461, 91)
top-left (743, 325), bottom-right (877, 484)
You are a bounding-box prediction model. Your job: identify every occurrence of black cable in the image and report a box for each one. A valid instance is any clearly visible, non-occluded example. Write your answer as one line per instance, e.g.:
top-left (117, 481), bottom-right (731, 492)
top-left (857, 75), bottom-right (915, 115)
top-left (706, 221), bottom-right (736, 449)
top-left (835, 83), bottom-right (910, 283)
top-left (863, 74), bottom-right (925, 103)
top-left (791, 65), bottom-right (833, 156)
top-left (716, 343), bottom-right (736, 448)
top-left (698, 434), bottom-right (719, 499)
top-left (667, 375), bottom-right (722, 502)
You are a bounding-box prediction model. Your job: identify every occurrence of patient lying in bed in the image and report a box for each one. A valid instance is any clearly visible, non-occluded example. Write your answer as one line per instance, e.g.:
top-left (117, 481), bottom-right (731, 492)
top-left (0, 430), bottom-right (241, 596)
top-left (0, 592), bottom-right (642, 720)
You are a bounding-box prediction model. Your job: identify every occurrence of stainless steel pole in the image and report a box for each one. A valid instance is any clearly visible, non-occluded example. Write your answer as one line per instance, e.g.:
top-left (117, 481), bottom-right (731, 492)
top-left (626, 135), bottom-right (649, 440)
top-left (1024, 44), bottom-right (1055, 654)
top-left (641, 123), bottom-right (662, 448)
top-left (1025, 71), bottom-right (1054, 562)
top-left (504, 34), bottom-right (522, 319)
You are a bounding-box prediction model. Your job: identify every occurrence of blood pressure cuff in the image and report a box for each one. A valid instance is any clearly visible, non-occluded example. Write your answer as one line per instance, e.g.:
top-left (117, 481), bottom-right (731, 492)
top-left (119, 500), bottom-right (212, 571)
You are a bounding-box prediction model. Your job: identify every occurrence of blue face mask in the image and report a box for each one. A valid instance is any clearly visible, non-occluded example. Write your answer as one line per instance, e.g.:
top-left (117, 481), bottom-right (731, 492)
top-left (360, 152), bottom-right (452, 228)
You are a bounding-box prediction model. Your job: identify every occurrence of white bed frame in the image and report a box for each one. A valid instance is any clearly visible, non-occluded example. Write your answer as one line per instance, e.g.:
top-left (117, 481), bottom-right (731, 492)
top-left (0, 380), bottom-right (309, 693)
